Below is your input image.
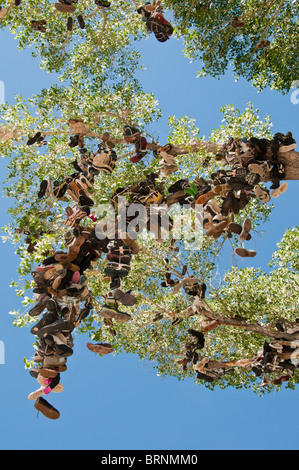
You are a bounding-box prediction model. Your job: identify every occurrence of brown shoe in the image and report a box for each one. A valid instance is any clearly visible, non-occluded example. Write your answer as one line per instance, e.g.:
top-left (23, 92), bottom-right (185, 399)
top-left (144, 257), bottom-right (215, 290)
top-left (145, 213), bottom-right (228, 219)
top-left (239, 218), bottom-right (251, 242)
top-left (54, 2), bottom-right (75, 12)
top-left (86, 342), bottom-right (113, 354)
top-left (272, 182), bottom-right (288, 198)
top-left (39, 368), bottom-right (58, 378)
top-left (205, 220), bottom-right (227, 239)
top-left (228, 222), bottom-right (251, 241)
top-left (196, 190), bottom-right (215, 205)
top-left (34, 397), bottom-right (60, 420)
top-left (234, 247), bottom-right (257, 258)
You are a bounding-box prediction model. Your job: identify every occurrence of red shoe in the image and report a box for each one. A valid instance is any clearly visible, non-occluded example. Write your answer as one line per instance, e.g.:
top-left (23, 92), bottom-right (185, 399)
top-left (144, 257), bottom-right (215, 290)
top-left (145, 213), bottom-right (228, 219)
top-left (154, 12), bottom-right (171, 26)
top-left (86, 343), bottom-right (113, 355)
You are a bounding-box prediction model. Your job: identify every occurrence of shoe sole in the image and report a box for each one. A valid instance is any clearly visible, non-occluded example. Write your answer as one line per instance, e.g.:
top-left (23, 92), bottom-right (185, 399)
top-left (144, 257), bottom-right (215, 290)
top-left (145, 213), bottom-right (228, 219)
top-left (34, 397), bottom-right (60, 419)
top-left (234, 247), bottom-right (257, 258)
top-left (54, 3), bottom-right (75, 12)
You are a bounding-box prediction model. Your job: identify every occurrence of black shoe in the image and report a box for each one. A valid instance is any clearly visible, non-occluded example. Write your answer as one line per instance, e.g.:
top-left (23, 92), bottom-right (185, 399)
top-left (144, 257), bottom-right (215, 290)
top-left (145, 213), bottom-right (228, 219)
top-left (30, 311), bottom-right (59, 335)
top-left (78, 189), bottom-right (94, 207)
top-left (67, 16), bottom-right (73, 31)
top-left (44, 335), bottom-right (73, 357)
top-left (36, 319), bottom-right (72, 338)
top-left (69, 135), bottom-right (79, 148)
top-left (95, 0), bottom-right (110, 6)
top-left (196, 371), bottom-right (215, 382)
top-left (28, 294), bottom-right (51, 317)
top-left (77, 15), bottom-right (85, 29)
top-left (53, 181), bottom-right (68, 198)
top-left (27, 132), bottom-right (41, 146)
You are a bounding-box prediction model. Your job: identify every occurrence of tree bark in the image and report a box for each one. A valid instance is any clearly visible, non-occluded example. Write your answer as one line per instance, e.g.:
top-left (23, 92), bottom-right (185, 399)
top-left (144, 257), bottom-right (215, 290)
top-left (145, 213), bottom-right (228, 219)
top-left (276, 149), bottom-right (299, 181)
top-left (195, 306), bottom-right (299, 341)
top-left (146, 141), bottom-right (299, 181)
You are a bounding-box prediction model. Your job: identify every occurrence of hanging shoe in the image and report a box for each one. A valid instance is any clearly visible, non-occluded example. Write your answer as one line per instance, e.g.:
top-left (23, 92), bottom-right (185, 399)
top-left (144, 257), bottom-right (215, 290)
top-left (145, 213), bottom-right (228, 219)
top-left (123, 125), bottom-right (140, 143)
top-left (55, 2), bottom-right (76, 13)
top-left (113, 289), bottom-right (136, 306)
top-left (253, 185), bottom-right (270, 202)
top-left (95, 0), bottom-right (110, 6)
top-left (100, 305), bottom-right (131, 323)
top-left (37, 180), bottom-right (49, 199)
top-left (31, 20), bottom-right (47, 33)
top-left (86, 343), bottom-right (113, 354)
top-left (234, 247), bottom-right (257, 258)
top-left (272, 182), bottom-right (288, 198)
top-left (34, 397), bottom-right (60, 420)
top-left (239, 218), bottom-right (252, 242)
top-left (228, 222), bottom-right (251, 241)
top-left (27, 132), bottom-right (41, 145)
top-left (67, 16), bottom-right (73, 31)
top-left (77, 15), bottom-right (85, 29)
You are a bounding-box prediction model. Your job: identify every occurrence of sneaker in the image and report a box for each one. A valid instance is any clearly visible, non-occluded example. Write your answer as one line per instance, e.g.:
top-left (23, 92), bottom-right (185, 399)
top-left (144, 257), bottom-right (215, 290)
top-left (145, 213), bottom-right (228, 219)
top-left (44, 334), bottom-right (73, 357)
top-left (39, 368), bottom-right (58, 378)
top-left (28, 293), bottom-right (51, 317)
top-left (123, 125), bottom-right (140, 143)
top-left (100, 305), bottom-right (131, 323)
top-left (78, 189), bottom-right (94, 207)
top-left (104, 262), bottom-right (131, 279)
top-left (36, 319), bottom-right (72, 338)
top-left (205, 220), bottom-right (227, 239)
top-left (30, 311), bottom-right (58, 335)
top-left (195, 190), bottom-right (215, 205)
top-left (34, 397), bottom-right (60, 420)
top-left (220, 196), bottom-right (233, 216)
top-left (276, 132), bottom-right (297, 152)
top-left (42, 355), bottom-right (67, 368)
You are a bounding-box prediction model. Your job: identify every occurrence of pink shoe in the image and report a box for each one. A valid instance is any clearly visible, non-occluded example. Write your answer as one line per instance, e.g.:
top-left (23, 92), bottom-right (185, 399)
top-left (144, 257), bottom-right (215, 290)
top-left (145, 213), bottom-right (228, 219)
top-left (71, 271), bottom-right (80, 284)
top-left (36, 265), bottom-right (55, 272)
top-left (43, 378), bottom-right (52, 385)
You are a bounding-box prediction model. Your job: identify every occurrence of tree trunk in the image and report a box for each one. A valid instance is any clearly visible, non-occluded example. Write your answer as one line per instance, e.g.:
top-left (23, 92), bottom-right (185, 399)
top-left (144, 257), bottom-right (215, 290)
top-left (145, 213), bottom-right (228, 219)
top-left (196, 306), bottom-right (299, 341)
top-left (276, 150), bottom-right (299, 181)
top-left (147, 141), bottom-right (299, 181)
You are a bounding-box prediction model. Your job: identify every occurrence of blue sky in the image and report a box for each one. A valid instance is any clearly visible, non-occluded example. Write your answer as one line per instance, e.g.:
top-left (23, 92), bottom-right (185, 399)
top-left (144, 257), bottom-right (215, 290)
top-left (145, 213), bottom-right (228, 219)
top-left (0, 25), bottom-right (298, 451)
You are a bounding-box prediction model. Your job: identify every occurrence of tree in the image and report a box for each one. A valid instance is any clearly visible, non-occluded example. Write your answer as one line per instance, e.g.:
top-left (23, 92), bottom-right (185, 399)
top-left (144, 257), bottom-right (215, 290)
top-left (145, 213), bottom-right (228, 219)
top-left (165, 0), bottom-right (299, 93)
top-left (0, 0), bottom-right (298, 418)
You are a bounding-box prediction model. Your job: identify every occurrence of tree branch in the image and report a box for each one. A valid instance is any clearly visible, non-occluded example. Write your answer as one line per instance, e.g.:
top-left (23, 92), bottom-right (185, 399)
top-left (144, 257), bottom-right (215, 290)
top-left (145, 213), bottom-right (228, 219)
top-left (193, 302), bottom-right (299, 341)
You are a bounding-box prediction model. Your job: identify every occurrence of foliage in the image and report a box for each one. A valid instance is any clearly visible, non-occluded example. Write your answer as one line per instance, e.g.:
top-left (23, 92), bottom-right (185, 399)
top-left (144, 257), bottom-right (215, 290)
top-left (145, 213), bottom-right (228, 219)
top-left (0, 0), bottom-right (298, 394)
top-left (165, 0), bottom-right (299, 93)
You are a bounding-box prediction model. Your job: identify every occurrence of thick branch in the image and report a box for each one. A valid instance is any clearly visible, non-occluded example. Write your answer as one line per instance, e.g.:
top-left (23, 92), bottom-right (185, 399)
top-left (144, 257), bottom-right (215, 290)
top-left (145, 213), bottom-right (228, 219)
top-left (194, 303), bottom-right (299, 341)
